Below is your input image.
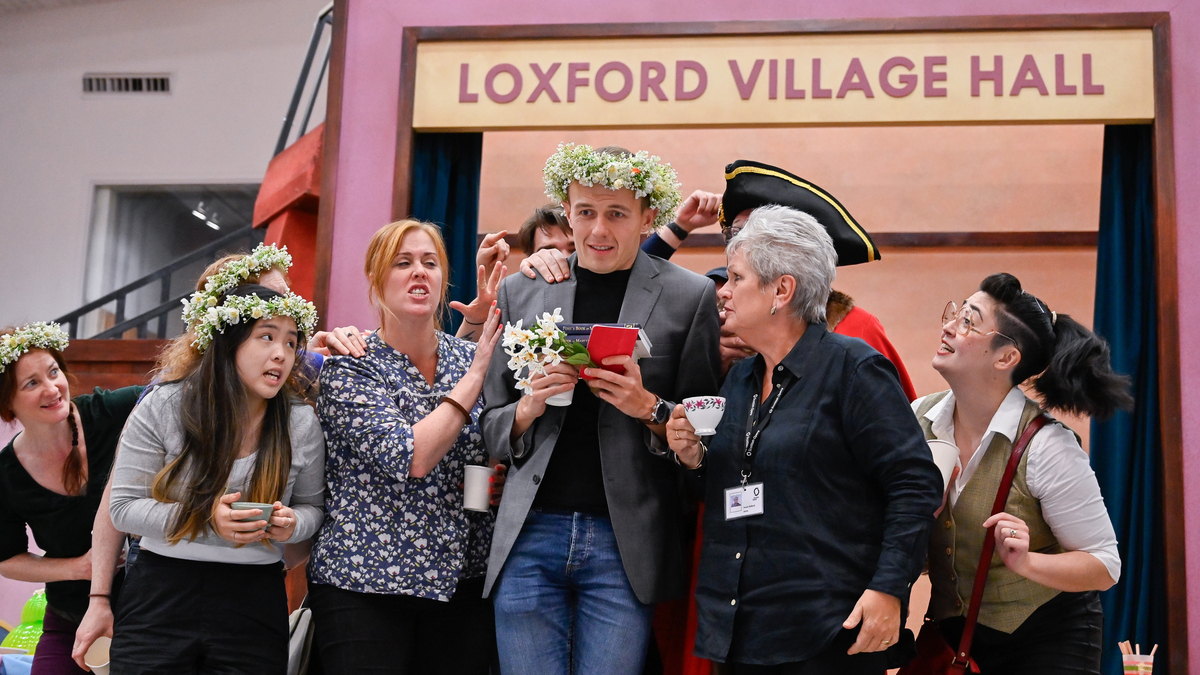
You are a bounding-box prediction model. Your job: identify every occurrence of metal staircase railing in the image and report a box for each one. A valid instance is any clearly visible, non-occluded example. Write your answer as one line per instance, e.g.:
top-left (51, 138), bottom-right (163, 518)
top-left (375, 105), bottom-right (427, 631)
top-left (55, 226), bottom-right (262, 339)
top-left (56, 5), bottom-right (334, 341)
top-left (275, 3), bottom-right (334, 156)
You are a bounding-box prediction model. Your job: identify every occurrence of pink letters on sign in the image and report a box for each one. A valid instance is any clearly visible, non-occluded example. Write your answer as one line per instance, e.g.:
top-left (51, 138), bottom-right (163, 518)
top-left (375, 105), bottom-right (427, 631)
top-left (811, 59), bottom-right (832, 98)
top-left (1082, 54), bottom-right (1105, 95)
top-left (567, 62), bottom-right (590, 102)
top-left (729, 59), bottom-right (765, 100)
top-left (837, 58), bottom-right (874, 98)
top-left (924, 56), bottom-right (947, 97)
top-left (784, 59), bottom-right (805, 99)
top-left (1055, 54), bottom-right (1078, 95)
top-left (879, 56), bottom-right (917, 98)
top-left (527, 63), bottom-right (562, 103)
top-left (676, 61), bottom-right (707, 100)
top-left (484, 64), bottom-right (522, 103)
top-left (768, 59), bottom-right (779, 100)
top-left (459, 64), bottom-right (478, 103)
top-left (641, 61), bottom-right (668, 101)
top-left (596, 61), bottom-right (634, 102)
top-left (1010, 54), bottom-right (1049, 96)
top-left (971, 55), bottom-right (1003, 97)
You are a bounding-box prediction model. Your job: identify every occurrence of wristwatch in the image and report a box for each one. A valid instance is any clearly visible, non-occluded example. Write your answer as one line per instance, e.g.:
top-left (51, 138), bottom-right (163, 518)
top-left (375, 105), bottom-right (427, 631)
top-left (666, 221), bottom-right (689, 241)
top-left (647, 397), bottom-right (672, 425)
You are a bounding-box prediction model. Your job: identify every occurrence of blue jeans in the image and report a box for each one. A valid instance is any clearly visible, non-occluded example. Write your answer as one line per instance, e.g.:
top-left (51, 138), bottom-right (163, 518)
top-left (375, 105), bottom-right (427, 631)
top-left (493, 510), bottom-right (655, 675)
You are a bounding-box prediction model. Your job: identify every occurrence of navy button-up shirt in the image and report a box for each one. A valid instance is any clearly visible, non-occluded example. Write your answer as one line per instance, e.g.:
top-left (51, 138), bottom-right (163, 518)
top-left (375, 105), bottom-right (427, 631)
top-left (693, 322), bottom-right (942, 665)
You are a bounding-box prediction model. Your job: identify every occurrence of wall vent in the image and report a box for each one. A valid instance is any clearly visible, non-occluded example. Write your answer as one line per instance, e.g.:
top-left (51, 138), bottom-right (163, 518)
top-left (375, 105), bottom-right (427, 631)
top-left (83, 74), bottom-right (170, 94)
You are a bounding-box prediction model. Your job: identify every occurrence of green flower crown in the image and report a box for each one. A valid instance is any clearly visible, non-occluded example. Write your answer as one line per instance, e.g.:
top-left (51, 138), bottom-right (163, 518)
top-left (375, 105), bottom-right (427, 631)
top-left (0, 322), bottom-right (70, 373)
top-left (543, 143), bottom-right (682, 230)
top-left (190, 292), bottom-right (318, 352)
top-left (180, 244), bottom-right (293, 332)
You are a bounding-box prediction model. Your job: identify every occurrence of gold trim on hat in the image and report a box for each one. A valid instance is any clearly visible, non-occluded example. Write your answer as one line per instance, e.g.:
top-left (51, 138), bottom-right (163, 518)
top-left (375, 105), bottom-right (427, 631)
top-left (723, 165), bottom-right (878, 262)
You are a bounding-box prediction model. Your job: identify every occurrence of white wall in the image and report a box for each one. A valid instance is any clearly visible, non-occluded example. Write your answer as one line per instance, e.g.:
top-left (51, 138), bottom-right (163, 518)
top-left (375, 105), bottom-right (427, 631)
top-left (0, 0), bottom-right (329, 323)
top-left (0, 0), bottom-right (328, 625)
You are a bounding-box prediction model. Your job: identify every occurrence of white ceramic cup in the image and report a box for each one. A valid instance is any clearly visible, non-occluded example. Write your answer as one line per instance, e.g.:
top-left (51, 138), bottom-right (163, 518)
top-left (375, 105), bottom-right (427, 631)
top-left (463, 465), bottom-right (494, 512)
top-left (682, 396), bottom-right (726, 436)
top-left (545, 389), bottom-right (574, 407)
top-left (85, 636), bottom-right (111, 675)
top-left (927, 439), bottom-right (960, 493)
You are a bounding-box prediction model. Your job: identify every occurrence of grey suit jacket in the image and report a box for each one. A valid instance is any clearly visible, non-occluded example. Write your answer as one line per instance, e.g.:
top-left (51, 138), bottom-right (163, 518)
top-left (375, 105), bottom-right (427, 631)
top-left (480, 250), bottom-right (721, 604)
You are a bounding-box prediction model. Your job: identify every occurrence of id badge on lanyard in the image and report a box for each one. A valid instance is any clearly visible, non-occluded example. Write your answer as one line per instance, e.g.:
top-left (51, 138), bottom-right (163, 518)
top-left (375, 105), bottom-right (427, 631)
top-left (724, 374), bottom-right (789, 521)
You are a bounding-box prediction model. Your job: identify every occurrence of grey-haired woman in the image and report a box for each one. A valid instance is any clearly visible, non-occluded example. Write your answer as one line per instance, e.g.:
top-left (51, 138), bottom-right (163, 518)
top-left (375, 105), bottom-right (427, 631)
top-left (666, 206), bottom-right (943, 674)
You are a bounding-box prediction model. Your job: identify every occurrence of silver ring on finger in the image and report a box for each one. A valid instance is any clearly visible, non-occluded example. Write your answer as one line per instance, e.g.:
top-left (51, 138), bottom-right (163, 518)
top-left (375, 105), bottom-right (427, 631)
top-left (1010, 528), bottom-right (1018, 538)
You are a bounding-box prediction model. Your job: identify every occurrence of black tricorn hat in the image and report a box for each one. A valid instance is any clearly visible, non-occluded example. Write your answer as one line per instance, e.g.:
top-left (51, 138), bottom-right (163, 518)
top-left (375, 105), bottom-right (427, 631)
top-left (720, 160), bottom-right (880, 266)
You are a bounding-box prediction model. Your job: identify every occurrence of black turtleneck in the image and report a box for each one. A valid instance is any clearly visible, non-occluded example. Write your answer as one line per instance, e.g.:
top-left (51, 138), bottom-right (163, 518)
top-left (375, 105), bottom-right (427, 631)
top-left (533, 265), bottom-right (632, 514)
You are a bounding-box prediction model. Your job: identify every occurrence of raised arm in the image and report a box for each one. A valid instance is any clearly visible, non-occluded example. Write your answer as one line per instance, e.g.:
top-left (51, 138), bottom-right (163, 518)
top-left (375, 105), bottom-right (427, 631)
top-left (320, 307), bottom-right (501, 479)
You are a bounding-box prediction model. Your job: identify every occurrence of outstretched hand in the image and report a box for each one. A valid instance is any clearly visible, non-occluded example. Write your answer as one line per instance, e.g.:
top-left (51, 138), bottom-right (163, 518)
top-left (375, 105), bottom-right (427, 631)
top-left (476, 230), bottom-right (511, 271)
top-left (674, 190), bottom-right (722, 231)
top-left (451, 263), bottom-right (507, 341)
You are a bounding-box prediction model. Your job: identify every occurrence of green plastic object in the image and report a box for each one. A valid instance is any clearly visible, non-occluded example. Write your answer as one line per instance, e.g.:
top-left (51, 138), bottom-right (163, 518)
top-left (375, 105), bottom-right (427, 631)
top-left (0, 621), bottom-right (41, 654)
top-left (0, 589), bottom-right (47, 655)
top-left (19, 589), bottom-right (46, 624)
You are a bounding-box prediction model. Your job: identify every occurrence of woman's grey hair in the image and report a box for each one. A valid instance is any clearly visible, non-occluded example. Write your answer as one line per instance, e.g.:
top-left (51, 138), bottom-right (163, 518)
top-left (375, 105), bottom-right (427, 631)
top-left (726, 205), bottom-right (837, 324)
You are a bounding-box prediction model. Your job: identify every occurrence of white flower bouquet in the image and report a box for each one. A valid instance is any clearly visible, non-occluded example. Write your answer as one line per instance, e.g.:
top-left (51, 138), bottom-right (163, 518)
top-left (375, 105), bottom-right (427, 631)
top-left (502, 308), bottom-right (596, 406)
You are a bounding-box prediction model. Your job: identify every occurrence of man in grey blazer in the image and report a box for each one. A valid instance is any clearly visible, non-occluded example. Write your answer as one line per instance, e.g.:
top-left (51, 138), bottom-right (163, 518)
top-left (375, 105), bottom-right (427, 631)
top-left (481, 145), bottom-right (720, 675)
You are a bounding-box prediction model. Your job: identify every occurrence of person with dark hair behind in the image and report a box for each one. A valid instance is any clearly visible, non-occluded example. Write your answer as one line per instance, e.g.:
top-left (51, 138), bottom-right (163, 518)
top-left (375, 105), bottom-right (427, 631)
top-left (0, 322), bottom-right (142, 675)
top-left (911, 272), bottom-right (1128, 674)
top-left (107, 285), bottom-right (326, 675)
top-left (517, 204), bottom-right (574, 257)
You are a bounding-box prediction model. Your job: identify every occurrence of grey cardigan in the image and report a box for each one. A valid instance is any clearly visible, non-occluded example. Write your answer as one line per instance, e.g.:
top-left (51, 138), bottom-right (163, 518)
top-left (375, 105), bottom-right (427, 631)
top-left (110, 382), bottom-right (325, 564)
top-left (481, 250), bottom-right (722, 603)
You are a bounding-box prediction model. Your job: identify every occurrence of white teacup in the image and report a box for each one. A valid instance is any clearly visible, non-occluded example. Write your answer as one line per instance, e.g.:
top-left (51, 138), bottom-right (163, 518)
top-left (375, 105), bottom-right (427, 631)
top-left (927, 439), bottom-right (960, 493)
top-left (85, 636), bottom-right (111, 675)
top-left (682, 396), bottom-right (726, 436)
top-left (463, 465), bottom-right (494, 512)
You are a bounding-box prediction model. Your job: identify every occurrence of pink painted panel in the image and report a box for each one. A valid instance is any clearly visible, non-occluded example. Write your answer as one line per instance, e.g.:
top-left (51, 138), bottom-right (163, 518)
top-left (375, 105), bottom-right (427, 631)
top-left (331, 1), bottom-right (1200, 665)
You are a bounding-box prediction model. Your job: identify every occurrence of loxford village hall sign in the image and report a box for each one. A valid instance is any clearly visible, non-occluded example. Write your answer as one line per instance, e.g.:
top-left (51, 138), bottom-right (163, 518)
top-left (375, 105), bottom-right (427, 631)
top-left (412, 30), bottom-right (1154, 130)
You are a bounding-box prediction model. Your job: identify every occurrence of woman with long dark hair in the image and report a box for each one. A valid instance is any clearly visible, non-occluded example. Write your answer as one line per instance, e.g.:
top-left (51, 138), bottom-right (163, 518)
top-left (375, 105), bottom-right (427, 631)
top-left (0, 322), bottom-right (142, 675)
top-left (107, 285), bottom-right (325, 675)
top-left (914, 272), bottom-right (1128, 673)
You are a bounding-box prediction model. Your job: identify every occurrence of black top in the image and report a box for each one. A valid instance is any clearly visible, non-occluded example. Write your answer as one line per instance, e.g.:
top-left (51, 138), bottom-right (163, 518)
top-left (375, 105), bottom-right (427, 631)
top-left (692, 324), bottom-right (941, 665)
top-left (0, 386), bottom-right (143, 621)
top-left (533, 266), bottom-right (632, 514)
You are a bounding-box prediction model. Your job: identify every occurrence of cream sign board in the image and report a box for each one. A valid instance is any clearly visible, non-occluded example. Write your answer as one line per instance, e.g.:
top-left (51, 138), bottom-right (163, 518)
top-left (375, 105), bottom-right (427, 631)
top-left (412, 30), bottom-right (1154, 129)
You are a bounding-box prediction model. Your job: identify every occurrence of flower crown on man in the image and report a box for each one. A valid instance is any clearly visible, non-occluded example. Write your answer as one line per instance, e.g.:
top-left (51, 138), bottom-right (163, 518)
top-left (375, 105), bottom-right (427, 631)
top-left (543, 142), bottom-right (682, 231)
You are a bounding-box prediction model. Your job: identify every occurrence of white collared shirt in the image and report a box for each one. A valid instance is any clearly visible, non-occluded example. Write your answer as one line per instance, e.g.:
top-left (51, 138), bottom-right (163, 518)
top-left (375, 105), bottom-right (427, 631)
top-left (913, 387), bottom-right (1121, 583)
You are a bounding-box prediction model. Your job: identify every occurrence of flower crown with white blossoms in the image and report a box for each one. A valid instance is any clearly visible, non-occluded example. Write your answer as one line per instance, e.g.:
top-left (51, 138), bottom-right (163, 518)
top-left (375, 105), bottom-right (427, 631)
top-left (543, 143), bottom-right (682, 231)
top-left (189, 291), bottom-right (319, 352)
top-left (0, 322), bottom-right (70, 374)
top-left (180, 244), bottom-right (293, 333)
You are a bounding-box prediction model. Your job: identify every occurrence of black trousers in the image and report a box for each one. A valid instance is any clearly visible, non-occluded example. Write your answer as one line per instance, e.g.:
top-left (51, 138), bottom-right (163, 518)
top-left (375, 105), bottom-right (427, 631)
top-left (111, 550), bottom-right (289, 675)
top-left (938, 590), bottom-right (1103, 675)
top-left (728, 628), bottom-right (888, 675)
top-left (308, 576), bottom-right (495, 675)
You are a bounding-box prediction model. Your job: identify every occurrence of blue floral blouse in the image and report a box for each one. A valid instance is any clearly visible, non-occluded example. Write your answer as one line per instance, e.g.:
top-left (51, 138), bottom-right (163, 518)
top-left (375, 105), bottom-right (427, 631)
top-left (308, 331), bottom-right (494, 601)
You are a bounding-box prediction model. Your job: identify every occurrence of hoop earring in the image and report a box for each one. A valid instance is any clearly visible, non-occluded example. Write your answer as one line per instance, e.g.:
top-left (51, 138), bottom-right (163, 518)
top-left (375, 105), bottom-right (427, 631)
top-left (770, 306), bottom-right (777, 315)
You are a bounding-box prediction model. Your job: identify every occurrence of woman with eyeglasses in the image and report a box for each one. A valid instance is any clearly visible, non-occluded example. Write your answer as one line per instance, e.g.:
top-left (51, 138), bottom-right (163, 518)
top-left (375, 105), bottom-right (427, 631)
top-left (913, 272), bottom-right (1129, 674)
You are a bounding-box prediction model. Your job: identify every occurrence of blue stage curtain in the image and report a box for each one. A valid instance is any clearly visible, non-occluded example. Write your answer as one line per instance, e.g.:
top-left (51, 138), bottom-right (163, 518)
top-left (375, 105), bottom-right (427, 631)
top-left (1091, 124), bottom-right (1168, 674)
top-left (410, 132), bottom-right (483, 334)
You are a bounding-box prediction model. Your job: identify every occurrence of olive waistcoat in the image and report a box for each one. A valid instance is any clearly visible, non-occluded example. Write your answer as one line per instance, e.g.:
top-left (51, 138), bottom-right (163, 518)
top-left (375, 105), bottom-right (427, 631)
top-left (919, 390), bottom-right (1063, 634)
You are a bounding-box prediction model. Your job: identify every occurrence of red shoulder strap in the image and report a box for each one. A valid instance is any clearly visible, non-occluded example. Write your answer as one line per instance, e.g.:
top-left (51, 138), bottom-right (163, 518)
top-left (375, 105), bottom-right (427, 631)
top-left (951, 414), bottom-right (1050, 672)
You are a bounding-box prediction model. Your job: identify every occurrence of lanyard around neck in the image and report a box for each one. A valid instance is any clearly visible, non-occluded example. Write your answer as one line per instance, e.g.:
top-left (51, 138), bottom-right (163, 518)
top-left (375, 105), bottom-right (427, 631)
top-left (740, 368), bottom-right (795, 485)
